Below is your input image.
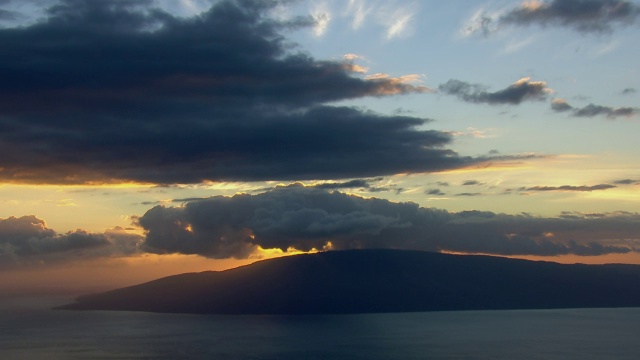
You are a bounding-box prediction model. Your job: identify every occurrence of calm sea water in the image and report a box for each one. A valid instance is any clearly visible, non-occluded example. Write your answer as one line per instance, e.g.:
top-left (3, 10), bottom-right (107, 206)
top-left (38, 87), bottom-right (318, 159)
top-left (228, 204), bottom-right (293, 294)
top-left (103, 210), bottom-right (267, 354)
top-left (1, 297), bottom-right (639, 360)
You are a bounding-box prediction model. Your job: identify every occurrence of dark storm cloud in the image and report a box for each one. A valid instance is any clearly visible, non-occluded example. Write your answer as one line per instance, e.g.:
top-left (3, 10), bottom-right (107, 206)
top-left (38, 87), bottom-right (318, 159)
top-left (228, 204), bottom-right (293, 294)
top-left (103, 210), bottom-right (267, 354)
top-left (551, 99), bottom-right (637, 118)
top-left (438, 78), bottom-right (550, 105)
top-left (0, 0), bottom-right (480, 185)
top-left (135, 187), bottom-right (640, 259)
top-left (0, 216), bottom-right (142, 268)
top-left (524, 184), bottom-right (616, 192)
top-left (500, 0), bottom-right (640, 33)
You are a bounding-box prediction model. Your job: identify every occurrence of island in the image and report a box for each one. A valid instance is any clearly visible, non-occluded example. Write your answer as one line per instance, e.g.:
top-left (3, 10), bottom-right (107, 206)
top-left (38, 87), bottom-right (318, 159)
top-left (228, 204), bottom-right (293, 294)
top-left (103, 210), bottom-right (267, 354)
top-left (58, 249), bottom-right (640, 314)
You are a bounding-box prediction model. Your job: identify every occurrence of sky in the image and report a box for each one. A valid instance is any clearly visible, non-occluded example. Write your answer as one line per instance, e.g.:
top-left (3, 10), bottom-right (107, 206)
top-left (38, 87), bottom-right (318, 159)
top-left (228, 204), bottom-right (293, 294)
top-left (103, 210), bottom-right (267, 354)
top-left (1, 0), bottom-right (639, 295)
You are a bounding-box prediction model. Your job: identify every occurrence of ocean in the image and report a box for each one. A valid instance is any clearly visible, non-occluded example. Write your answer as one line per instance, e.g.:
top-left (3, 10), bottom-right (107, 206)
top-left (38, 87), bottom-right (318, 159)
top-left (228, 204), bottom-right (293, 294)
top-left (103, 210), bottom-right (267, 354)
top-left (1, 297), bottom-right (639, 359)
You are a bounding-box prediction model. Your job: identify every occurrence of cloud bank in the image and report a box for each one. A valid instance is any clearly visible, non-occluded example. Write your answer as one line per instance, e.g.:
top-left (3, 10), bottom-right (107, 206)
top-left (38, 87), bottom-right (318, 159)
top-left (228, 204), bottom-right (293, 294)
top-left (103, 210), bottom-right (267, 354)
top-left (0, 216), bottom-right (141, 268)
top-left (135, 186), bottom-right (640, 259)
top-left (4, 187), bottom-right (639, 267)
top-left (0, 0), bottom-right (486, 185)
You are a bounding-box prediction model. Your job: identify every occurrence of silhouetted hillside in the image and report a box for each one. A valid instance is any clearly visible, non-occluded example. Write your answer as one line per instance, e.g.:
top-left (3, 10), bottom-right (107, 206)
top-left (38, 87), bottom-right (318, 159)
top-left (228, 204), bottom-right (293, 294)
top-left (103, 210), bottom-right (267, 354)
top-left (58, 249), bottom-right (640, 314)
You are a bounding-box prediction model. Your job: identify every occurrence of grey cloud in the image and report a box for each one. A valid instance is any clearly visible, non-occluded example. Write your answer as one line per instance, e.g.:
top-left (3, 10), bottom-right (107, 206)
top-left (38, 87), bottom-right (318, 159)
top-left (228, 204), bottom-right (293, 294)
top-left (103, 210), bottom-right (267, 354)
top-left (311, 179), bottom-right (380, 190)
top-left (551, 98), bottom-right (573, 112)
top-left (255, 179), bottom-right (400, 195)
top-left (0, 0), bottom-right (468, 185)
top-left (0, 9), bottom-right (19, 20)
top-left (0, 216), bottom-right (142, 268)
top-left (500, 0), bottom-right (640, 34)
top-left (613, 179), bottom-right (639, 185)
top-left (136, 187), bottom-right (640, 259)
top-left (551, 99), bottom-right (637, 118)
top-left (425, 189), bottom-right (446, 196)
top-left (455, 192), bottom-right (483, 197)
top-left (439, 78), bottom-right (550, 105)
top-left (573, 103), bottom-right (636, 118)
top-left (622, 88), bottom-right (637, 94)
top-left (462, 180), bottom-right (483, 186)
top-left (172, 197), bottom-right (210, 203)
top-left (524, 184), bottom-right (616, 192)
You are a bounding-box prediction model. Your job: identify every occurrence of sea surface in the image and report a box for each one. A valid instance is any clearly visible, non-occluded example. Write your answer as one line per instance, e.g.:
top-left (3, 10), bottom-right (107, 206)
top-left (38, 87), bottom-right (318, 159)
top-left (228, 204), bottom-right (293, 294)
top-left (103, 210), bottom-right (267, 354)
top-left (1, 297), bottom-right (639, 360)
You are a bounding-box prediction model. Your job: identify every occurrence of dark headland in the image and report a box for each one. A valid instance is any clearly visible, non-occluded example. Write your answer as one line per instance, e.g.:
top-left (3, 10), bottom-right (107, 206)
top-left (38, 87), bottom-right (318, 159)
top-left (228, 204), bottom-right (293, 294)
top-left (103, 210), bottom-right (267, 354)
top-left (58, 249), bottom-right (640, 314)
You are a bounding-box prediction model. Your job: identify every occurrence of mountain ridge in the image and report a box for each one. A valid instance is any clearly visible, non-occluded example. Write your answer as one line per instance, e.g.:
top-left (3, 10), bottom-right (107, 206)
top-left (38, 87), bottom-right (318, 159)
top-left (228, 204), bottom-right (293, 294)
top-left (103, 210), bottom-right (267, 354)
top-left (57, 249), bottom-right (640, 314)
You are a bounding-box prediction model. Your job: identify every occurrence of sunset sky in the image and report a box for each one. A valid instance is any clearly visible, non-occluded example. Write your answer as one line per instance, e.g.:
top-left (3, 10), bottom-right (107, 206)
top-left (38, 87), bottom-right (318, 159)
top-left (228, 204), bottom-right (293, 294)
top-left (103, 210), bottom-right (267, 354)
top-left (1, 0), bottom-right (639, 295)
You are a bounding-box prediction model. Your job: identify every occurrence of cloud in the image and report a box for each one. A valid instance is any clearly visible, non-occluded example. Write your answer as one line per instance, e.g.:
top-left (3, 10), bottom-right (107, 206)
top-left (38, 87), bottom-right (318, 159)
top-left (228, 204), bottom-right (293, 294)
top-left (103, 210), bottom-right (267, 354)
top-left (311, 2), bottom-right (331, 37)
top-left (0, 216), bottom-right (142, 268)
top-left (622, 87), bottom-right (637, 94)
top-left (439, 77), bottom-right (551, 105)
top-left (551, 98), bottom-right (573, 112)
top-left (460, 7), bottom-right (501, 37)
top-left (0, 8), bottom-right (19, 20)
top-left (344, 0), bottom-right (372, 30)
top-left (255, 178), bottom-right (398, 195)
top-left (551, 99), bottom-right (637, 118)
top-left (0, 0), bottom-right (498, 184)
top-left (465, 0), bottom-right (640, 36)
top-left (425, 189), bottom-right (446, 196)
top-left (455, 192), bottom-right (483, 197)
top-left (501, 35), bottom-right (537, 53)
top-left (462, 180), bottom-right (483, 186)
top-left (573, 104), bottom-right (637, 118)
top-left (448, 127), bottom-right (495, 139)
top-left (375, 1), bottom-right (418, 39)
top-left (135, 187), bottom-right (640, 259)
top-left (500, 0), bottom-right (640, 34)
top-left (524, 184), bottom-right (616, 192)
top-left (310, 179), bottom-right (381, 190)
top-left (0, 0), bottom-right (488, 185)
top-left (343, 0), bottom-right (418, 39)
top-left (613, 179), bottom-right (639, 185)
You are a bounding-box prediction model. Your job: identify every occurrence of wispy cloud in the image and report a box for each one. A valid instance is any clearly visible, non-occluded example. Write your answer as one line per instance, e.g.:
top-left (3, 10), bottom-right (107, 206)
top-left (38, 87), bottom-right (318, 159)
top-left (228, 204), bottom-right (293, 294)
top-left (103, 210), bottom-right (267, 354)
top-left (502, 36), bottom-right (536, 54)
top-left (311, 2), bottom-right (332, 37)
top-left (344, 0), bottom-right (372, 30)
top-left (448, 127), bottom-right (496, 139)
top-left (377, 1), bottom-right (418, 39)
top-left (460, 6), bottom-right (504, 37)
